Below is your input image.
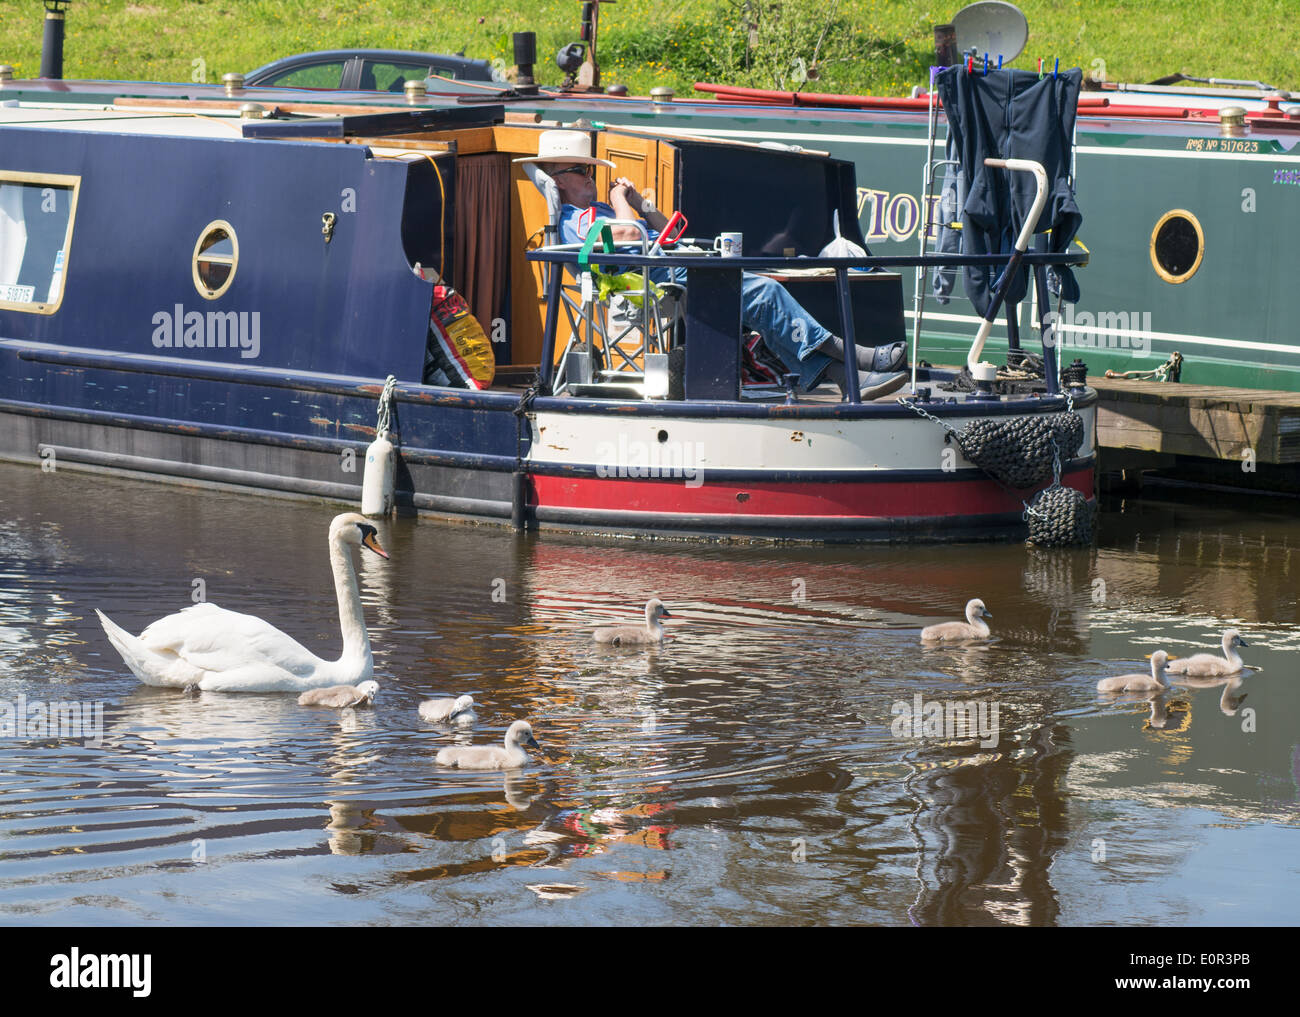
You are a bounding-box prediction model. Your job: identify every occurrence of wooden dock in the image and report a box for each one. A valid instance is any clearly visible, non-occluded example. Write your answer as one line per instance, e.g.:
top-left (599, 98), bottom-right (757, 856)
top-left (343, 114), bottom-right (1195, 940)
top-left (1091, 376), bottom-right (1300, 491)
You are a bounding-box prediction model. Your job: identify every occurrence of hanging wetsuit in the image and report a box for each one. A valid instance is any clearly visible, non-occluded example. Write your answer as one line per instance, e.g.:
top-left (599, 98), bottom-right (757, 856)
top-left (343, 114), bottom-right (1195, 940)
top-left (934, 66), bottom-right (1083, 317)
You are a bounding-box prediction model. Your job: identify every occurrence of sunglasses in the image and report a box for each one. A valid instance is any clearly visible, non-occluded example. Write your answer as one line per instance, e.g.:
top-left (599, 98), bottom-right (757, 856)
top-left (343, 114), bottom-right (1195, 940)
top-left (551, 165), bottom-right (594, 179)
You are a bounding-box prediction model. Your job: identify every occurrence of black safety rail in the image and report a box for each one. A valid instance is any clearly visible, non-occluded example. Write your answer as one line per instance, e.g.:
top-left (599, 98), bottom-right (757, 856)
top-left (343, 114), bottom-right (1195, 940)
top-left (526, 249), bottom-right (1089, 403)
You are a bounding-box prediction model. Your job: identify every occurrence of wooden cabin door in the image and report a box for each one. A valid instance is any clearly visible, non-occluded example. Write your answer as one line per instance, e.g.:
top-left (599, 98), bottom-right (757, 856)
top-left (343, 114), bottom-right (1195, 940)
top-left (596, 134), bottom-right (676, 215)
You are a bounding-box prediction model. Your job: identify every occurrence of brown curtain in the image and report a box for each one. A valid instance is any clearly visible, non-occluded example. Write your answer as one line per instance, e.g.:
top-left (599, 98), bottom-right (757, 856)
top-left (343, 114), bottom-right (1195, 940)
top-left (453, 154), bottom-right (510, 350)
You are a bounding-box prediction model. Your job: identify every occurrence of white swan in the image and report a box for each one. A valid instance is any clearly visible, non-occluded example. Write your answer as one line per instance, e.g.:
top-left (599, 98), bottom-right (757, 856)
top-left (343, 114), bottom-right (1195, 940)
top-left (298, 681), bottom-right (380, 708)
top-left (920, 599), bottom-right (992, 642)
top-left (1164, 629), bottom-right (1250, 677)
top-left (418, 694), bottom-right (476, 725)
top-left (594, 598), bottom-right (672, 645)
top-left (435, 720), bottom-right (540, 770)
top-left (96, 513), bottom-right (388, 693)
top-left (1097, 650), bottom-right (1174, 693)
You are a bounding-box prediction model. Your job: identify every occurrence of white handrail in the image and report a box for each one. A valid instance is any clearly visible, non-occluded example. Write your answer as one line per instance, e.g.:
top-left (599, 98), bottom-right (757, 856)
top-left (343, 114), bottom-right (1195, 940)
top-left (966, 157), bottom-right (1048, 378)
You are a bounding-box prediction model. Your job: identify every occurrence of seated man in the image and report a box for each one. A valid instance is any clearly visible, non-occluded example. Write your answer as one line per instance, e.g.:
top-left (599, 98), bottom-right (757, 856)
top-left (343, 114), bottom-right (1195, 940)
top-left (517, 131), bottom-right (907, 400)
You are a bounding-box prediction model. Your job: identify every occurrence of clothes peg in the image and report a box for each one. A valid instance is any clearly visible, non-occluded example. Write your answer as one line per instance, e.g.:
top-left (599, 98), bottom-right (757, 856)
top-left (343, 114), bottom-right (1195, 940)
top-left (1038, 57), bottom-right (1044, 79)
top-left (983, 53), bottom-right (989, 75)
top-left (997, 55), bottom-right (1003, 70)
top-left (967, 55), bottom-right (973, 73)
top-left (1053, 57), bottom-right (1059, 79)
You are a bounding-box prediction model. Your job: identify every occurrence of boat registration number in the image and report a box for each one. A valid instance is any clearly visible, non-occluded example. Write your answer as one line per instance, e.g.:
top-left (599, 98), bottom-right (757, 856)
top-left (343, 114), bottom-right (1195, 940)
top-left (0, 284), bottom-right (35, 303)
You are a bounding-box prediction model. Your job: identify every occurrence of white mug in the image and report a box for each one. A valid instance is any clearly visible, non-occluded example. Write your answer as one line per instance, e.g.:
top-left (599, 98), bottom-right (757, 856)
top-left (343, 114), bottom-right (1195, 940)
top-left (713, 232), bottom-right (743, 257)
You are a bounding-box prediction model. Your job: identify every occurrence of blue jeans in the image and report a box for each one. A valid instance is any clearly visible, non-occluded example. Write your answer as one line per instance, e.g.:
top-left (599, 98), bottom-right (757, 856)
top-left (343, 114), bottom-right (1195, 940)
top-left (651, 267), bottom-right (836, 390)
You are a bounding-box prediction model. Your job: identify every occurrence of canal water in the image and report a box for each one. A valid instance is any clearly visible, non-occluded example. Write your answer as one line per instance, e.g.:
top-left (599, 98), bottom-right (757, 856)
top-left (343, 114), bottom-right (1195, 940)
top-left (0, 461), bottom-right (1296, 926)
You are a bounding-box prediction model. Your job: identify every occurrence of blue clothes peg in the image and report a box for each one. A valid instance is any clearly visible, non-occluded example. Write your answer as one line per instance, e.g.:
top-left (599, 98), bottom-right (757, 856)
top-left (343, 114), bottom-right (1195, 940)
top-left (983, 53), bottom-right (989, 75)
top-left (1053, 57), bottom-right (1059, 79)
top-left (998, 55), bottom-right (1003, 70)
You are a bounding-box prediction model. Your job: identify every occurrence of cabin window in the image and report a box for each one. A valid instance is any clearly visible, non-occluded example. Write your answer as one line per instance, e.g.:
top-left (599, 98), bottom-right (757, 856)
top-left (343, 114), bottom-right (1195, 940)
top-left (1150, 210), bottom-right (1204, 284)
top-left (0, 173), bottom-right (79, 315)
top-left (192, 221), bottom-right (239, 300)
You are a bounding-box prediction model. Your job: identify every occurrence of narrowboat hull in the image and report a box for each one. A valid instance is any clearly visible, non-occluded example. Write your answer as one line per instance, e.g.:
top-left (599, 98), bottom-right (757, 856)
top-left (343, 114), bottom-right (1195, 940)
top-left (0, 351), bottom-right (1096, 542)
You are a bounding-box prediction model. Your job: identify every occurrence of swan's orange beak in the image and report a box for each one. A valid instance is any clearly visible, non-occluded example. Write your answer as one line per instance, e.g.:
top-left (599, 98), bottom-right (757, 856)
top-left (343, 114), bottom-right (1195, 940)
top-left (362, 532), bottom-right (389, 559)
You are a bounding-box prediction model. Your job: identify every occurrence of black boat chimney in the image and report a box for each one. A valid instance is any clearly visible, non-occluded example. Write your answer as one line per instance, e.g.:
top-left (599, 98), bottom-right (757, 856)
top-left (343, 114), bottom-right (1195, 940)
top-left (513, 31), bottom-right (538, 93)
top-left (933, 24), bottom-right (958, 68)
top-left (39, 1), bottom-right (71, 80)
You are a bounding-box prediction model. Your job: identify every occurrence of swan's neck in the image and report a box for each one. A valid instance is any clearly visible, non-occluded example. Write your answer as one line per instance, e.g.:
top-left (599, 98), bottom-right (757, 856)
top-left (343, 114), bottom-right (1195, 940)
top-left (646, 607), bottom-right (662, 634)
top-left (1151, 659), bottom-right (1168, 685)
top-left (329, 536), bottom-right (371, 668)
top-left (1223, 639), bottom-right (1243, 667)
top-left (966, 609), bottom-right (989, 636)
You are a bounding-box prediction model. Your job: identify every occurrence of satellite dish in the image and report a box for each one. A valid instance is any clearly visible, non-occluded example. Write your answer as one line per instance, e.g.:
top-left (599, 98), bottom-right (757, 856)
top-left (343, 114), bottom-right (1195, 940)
top-left (952, 1), bottom-right (1029, 65)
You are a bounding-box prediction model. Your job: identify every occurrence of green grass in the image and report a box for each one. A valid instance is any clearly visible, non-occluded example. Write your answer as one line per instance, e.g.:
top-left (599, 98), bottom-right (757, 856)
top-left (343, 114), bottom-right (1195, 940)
top-left (0, 0), bottom-right (1296, 97)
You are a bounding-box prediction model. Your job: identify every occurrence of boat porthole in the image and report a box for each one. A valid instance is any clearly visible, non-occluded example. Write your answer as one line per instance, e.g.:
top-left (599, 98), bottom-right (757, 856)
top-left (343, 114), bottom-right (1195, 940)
top-left (192, 220), bottom-right (239, 299)
top-left (657, 429), bottom-right (669, 443)
top-left (1149, 210), bottom-right (1204, 284)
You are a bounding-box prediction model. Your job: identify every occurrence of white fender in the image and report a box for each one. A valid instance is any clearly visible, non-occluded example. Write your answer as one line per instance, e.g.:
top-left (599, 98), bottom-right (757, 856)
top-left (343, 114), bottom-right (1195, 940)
top-left (361, 434), bottom-right (396, 517)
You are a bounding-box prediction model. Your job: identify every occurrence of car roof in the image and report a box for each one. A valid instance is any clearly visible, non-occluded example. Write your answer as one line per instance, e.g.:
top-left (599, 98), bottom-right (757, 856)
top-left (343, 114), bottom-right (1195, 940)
top-left (246, 49), bottom-right (494, 83)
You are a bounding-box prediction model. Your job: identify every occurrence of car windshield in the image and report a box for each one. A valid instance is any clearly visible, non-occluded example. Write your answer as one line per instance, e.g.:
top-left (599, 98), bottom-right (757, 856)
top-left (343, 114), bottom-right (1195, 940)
top-left (362, 60), bottom-right (440, 91)
top-left (261, 61), bottom-right (347, 88)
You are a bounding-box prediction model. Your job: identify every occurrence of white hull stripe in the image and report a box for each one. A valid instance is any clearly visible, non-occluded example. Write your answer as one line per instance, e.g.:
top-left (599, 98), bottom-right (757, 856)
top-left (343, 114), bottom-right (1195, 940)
top-left (530, 410), bottom-right (1097, 472)
top-left (903, 309), bottom-right (1300, 357)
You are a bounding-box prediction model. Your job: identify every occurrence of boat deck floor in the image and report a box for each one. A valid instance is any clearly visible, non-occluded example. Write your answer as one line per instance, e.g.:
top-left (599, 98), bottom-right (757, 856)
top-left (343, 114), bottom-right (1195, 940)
top-left (488, 379), bottom-right (906, 405)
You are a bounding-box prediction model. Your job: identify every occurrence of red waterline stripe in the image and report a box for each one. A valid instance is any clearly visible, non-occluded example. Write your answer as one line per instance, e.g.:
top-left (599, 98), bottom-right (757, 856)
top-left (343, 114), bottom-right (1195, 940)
top-left (532, 467), bottom-right (1094, 518)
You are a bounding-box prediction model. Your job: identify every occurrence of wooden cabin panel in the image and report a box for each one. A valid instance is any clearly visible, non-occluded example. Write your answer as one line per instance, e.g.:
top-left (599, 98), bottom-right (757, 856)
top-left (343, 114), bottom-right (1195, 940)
top-left (490, 124), bottom-right (552, 157)
top-left (656, 140), bottom-right (677, 214)
top-left (596, 133), bottom-right (657, 203)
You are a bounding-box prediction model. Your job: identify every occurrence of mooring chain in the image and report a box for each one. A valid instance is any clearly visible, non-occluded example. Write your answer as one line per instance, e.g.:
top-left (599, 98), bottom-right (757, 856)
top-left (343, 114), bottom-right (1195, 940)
top-left (375, 375), bottom-right (398, 440)
top-left (895, 396), bottom-right (958, 436)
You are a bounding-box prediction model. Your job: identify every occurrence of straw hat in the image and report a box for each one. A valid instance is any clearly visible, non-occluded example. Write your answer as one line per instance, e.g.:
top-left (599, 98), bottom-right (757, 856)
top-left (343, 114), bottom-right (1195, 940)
top-left (513, 129), bottom-right (615, 167)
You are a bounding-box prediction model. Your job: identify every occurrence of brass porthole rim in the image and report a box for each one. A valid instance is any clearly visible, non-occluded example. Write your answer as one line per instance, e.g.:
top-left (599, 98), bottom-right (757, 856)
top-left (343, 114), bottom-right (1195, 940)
top-left (1150, 209), bottom-right (1204, 285)
top-left (192, 219), bottom-right (239, 300)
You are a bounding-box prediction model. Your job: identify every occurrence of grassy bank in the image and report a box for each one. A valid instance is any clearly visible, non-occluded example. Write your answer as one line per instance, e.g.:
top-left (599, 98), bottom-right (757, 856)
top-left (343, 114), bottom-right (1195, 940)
top-left (0, 0), bottom-right (1296, 97)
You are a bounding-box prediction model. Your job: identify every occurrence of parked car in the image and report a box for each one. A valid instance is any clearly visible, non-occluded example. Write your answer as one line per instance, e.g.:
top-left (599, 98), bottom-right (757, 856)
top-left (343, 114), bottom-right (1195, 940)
top-left (244, 48), bottom-right (497, 91)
